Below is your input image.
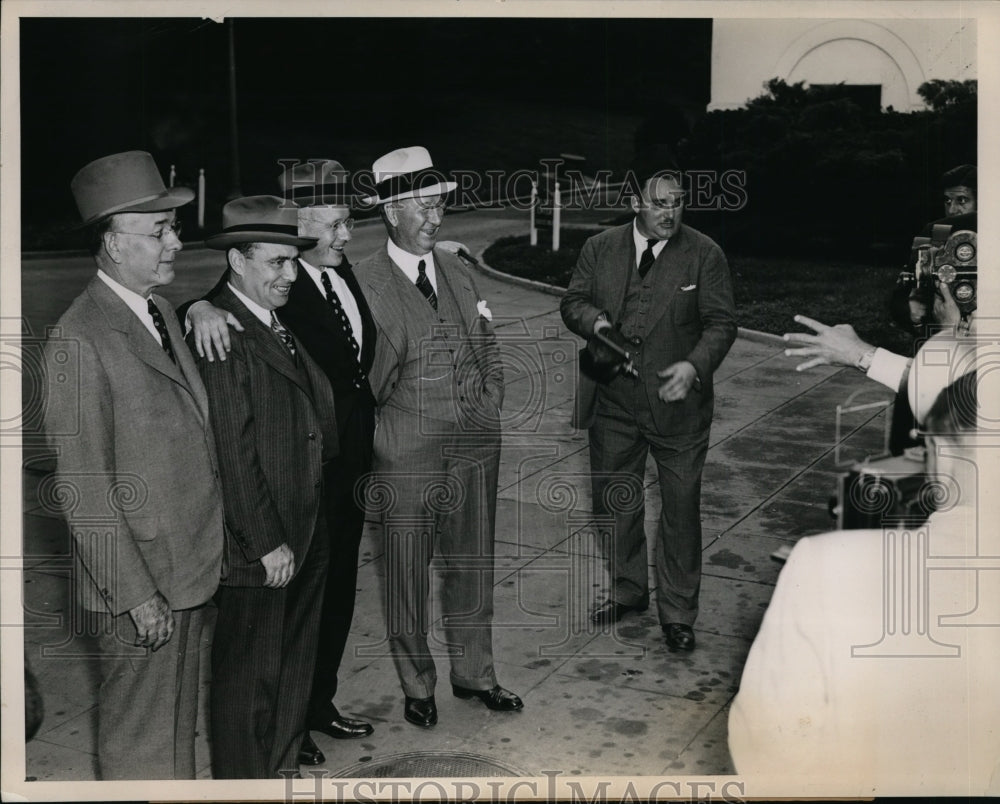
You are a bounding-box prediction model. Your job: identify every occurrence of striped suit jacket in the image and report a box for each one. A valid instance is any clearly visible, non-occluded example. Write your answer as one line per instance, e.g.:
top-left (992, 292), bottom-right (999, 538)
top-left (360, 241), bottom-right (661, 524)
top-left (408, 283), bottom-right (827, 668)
top-left (191, 285), bottom-right (338, 587)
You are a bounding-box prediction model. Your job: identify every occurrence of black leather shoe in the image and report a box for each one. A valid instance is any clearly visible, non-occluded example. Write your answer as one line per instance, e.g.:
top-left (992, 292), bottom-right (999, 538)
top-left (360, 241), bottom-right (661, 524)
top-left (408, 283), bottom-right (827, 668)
top-left (404, 695), bottom-right (438, 728)
top-left (310, 712), bottom-right (374, 740)
top-left (297, 733), bottom-right (325, 766)
top-left (452, 684), bottom-right (524, 711)
top-left (663, 622), bottom-right (696, 652)
top-left (590, 597), bottom-right (649, 624)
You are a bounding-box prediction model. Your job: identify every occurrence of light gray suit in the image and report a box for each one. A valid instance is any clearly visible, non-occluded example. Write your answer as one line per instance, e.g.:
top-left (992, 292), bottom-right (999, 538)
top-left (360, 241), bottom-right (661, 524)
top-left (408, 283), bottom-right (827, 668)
top-left (357, 245), bottom-right (503, 699)
top-left (44, 275), bottom-right (224, 779)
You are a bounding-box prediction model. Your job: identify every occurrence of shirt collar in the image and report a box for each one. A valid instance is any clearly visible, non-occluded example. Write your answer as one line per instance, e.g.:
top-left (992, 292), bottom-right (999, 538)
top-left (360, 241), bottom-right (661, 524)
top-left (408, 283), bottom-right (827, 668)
top-left (386, 238), bottom-right (435, 279)
top-left (227, 282), bottom-right (273, 328)
top-left (632, 219), bottom-right (669, 265)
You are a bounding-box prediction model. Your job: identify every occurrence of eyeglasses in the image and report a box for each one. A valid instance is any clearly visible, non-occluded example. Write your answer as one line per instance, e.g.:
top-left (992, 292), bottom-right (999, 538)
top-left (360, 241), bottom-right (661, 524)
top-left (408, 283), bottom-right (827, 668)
top-left (111, 220), bottom-right (183, 241)
top-left (301, 217), bottom-right (354, 233)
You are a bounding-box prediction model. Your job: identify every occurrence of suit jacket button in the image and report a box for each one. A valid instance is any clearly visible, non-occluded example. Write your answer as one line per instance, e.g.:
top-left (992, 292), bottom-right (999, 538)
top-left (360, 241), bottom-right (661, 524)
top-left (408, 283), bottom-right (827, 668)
top-left (314, 479), bottom-right (321, 488)
top-left (307, 432), bottom-right (316, 440)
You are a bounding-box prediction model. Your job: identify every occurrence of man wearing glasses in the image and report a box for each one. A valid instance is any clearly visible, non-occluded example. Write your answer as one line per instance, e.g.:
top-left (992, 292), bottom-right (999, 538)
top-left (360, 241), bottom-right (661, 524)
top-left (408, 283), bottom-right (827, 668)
top-left (560, 163), bottom-right (737, 653)
top-left (44, 151), bottom-right (224, 778)
top-left (185, 160), bottom-right (375, 765)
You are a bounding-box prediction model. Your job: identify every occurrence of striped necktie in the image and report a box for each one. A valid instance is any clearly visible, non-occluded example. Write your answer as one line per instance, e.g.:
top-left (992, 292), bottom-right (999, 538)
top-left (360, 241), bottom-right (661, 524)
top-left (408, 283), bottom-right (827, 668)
top-left (270, 311), bottom-right (297, 359)
top-left (415, 259), bottom-right (438, 311)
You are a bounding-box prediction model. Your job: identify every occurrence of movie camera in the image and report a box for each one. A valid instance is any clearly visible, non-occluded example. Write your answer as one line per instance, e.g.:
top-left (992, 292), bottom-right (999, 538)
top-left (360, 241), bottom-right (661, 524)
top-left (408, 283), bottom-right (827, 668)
top-left (899, 224), bottom-right (977, 318)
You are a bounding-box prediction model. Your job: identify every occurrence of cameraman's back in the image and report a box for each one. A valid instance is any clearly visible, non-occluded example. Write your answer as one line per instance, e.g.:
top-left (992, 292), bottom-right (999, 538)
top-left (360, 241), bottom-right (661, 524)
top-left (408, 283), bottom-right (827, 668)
top-left (728, 370), bottom-right (999, 795)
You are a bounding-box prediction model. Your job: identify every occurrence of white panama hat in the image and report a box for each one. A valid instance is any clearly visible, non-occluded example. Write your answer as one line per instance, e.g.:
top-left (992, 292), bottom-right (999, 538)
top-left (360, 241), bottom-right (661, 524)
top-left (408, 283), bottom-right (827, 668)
top-left (363, 145), bottom-right (457, 205)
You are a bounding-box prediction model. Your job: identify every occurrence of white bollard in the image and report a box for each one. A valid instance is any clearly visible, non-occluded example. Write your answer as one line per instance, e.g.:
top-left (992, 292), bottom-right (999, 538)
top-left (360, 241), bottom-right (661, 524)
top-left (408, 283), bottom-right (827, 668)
top-left (198, 168), bottom-right (206, 230)
top-left (169, 164), bottom-right (176, 188)
top-left (552, 181), bottom-right (561, 252)
top-left (530, 180), bottom-right (538, 246)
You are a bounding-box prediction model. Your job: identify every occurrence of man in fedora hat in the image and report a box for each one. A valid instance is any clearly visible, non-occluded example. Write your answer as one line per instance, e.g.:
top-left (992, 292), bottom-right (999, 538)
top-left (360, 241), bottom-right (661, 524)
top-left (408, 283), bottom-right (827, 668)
top-left (184, 161), bottom-right (376, 764)
top-left (43, 150), bottom-right (224, 779)
top-left (193, 195), bottom-right (338, 778)
top-left (355, 145), bottom-right (523, 728)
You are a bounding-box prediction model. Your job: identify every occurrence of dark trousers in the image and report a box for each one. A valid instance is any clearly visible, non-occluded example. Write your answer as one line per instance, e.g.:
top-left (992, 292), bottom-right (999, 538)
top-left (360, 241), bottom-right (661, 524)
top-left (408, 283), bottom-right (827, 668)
top-left (94, 605), bottom-right (206, 780)
top-left (589, 393), bottom-right (710, 626)
top-left (210, 525), bottom-right (329, 779)
top-left (308, 401), bottom-right (375, 722)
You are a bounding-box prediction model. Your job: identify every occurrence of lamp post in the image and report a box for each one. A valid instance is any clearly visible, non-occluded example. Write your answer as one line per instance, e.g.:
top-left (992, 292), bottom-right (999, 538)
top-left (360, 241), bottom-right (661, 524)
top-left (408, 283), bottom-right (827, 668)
top-left (227, 18), bottom-right (242, 200)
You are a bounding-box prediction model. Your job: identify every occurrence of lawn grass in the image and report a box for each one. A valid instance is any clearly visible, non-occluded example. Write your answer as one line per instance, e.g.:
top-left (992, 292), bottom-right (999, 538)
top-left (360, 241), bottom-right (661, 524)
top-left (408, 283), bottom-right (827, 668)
top-left (483, 229), bottom-right (914, 355)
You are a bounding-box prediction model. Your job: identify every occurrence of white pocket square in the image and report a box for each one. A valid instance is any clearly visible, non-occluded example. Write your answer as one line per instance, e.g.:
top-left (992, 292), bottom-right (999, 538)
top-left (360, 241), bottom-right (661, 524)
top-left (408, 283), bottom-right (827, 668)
top-left (681, 284), bottom-right (697, 291)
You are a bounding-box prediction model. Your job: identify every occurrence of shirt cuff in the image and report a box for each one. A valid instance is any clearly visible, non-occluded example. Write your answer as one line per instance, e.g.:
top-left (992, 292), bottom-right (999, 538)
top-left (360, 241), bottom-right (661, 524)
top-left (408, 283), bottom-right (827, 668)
top-left (866, 348), bottom-right (911, 392)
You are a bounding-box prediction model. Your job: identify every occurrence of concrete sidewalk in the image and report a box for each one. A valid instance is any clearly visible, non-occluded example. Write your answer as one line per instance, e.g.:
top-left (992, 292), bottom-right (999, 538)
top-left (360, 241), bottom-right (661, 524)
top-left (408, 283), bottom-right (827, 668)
top-left (20, 221), bottom-right (897, 781)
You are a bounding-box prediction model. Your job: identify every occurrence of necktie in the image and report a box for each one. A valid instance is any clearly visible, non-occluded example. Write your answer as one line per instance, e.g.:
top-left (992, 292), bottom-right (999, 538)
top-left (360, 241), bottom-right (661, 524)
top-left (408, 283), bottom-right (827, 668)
top-left (320, 270), bottom-right (361, 359)
top-left (147, 298), bottom-right (176, 363)
top-left (270, 311), bottom-right (297, 359)
top-left (321, 269), bottom-right (368, 389)
top-left (415, 259), bottom-right (438, 311)
top-left (637, 238), bottom-right (659, 279)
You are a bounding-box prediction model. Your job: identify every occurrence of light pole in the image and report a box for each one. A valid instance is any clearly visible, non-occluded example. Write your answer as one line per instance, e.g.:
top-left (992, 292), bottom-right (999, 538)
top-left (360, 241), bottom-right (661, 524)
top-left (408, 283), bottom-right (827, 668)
top-left (227, 18), bottom-right (242, 200)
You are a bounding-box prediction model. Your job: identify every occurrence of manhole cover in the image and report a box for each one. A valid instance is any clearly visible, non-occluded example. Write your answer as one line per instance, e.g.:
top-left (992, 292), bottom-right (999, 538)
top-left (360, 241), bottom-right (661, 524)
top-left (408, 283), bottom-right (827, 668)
top-left (332, 751), bottom-right (529, 778)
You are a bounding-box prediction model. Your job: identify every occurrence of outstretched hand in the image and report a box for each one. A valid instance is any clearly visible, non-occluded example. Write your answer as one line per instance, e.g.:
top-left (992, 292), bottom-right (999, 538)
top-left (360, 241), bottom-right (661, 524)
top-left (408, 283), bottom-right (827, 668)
top-left (782, 315), bottom-right (872, 372)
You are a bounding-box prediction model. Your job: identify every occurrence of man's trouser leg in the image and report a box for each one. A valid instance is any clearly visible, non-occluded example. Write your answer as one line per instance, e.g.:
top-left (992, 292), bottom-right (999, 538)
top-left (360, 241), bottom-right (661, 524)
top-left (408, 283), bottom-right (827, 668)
top-left (648, 428), bottom-right (710, 626)
top-left (589, 403), bottom-right (650, 607)
top-left (439, 424), bottom-right (500, 691)
top-left (96, 606), bottom-right (204, 780)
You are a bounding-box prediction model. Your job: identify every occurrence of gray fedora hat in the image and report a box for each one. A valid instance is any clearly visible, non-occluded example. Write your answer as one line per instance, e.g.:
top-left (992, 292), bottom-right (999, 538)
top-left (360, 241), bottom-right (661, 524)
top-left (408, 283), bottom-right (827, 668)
top-left (71, 151), bottom-right (194, 225)
top-left (205, 195), bottom-right (319, 250)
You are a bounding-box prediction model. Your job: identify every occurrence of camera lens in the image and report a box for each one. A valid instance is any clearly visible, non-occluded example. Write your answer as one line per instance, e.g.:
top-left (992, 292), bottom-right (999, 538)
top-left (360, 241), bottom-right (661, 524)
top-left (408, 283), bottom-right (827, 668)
top-left (954, 282), bottom-right (975, 303)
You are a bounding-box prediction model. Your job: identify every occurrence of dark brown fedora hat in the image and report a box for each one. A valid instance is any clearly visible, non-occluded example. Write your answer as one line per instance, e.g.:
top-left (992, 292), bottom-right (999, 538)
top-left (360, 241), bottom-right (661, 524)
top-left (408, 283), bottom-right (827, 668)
top-left (205, 195), bottom-right (318, 250)
top-left (71, 151), bottom-right (194, 225)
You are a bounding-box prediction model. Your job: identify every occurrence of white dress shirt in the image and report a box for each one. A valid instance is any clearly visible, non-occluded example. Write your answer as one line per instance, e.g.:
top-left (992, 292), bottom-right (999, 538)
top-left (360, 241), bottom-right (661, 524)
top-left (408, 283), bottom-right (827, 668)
top-left (228, 283), bottom-right (273, 328)
top-left (299, 258), bottom-right (363, 349)
top-left (97, 269), bottom-right (163, 346)
top-left (632, 220), bottom-right (668, 268)
top-left (387, 238), bottom-right (437, 294)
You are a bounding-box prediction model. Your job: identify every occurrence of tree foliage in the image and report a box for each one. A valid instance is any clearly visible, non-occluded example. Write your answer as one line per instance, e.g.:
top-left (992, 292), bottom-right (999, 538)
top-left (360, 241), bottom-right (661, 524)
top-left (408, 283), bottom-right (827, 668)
top-left (674, 78), bottom-right (977, 260)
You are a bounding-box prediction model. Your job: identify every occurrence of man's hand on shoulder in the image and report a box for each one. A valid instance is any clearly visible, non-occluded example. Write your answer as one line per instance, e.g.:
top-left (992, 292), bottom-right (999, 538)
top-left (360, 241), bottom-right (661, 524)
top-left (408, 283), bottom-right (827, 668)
top-left (188, 301), bottom-right (245, 363)
top-left (260, 543), bottom-right (295, 589)
top-left (656, 360), bottom-right (698, 402)
top-left (128, 591), bottom-right (175, 652)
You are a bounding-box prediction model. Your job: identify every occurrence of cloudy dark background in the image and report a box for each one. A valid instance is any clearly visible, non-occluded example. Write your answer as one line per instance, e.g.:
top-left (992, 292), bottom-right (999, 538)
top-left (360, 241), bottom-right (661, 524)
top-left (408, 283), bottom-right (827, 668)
top-left (21, 17), bottom-right (711, 235)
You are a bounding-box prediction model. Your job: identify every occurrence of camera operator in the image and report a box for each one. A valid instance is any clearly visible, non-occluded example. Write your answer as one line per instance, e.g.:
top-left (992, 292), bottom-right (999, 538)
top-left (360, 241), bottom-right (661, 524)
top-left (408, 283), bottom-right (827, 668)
top-left (889, 165), bottom-right (976, 334)
top-left (728, 359), bottom-right (999, 794)
top-left (784, 216), bottom-right (975, 454)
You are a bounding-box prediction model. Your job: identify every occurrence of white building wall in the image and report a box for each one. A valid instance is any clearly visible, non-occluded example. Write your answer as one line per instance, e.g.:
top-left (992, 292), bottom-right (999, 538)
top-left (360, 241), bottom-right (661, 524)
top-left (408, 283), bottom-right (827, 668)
top-left (709, 18), bottom-right (976, 111)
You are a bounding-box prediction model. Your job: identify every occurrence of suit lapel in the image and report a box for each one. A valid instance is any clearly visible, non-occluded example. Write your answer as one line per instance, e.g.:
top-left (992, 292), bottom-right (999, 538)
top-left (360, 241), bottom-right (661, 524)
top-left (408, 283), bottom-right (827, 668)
top-left (643, 225), bottom-right (694, 333)
top-left (156, 294), bottom-right (210, 425)
top-left (361, 247), bottom-right (407, 360)
top-left (89, 278), bottom-right (189, 388)
top-left (339, 262), bottom-right (377, 373)
top-left (608, 225), bottom-right (637, 319)
top-left (215, 286), bottom-right (315, 397)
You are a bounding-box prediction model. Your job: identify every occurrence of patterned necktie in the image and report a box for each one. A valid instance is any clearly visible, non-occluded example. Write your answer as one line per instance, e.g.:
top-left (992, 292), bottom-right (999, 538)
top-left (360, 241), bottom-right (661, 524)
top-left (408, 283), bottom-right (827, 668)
top-left (321, 269), bottom-right (368, 390)
top-left (637, 238), bottom-right (659, 279)
top-left (270, 311), bottom-right (297, 359)
top-left (415, 259), bottom-right (438, 311)
top-left (320, 270), bottom-right (361, 359)
top-left (147, 298), bottom-right (176, 363)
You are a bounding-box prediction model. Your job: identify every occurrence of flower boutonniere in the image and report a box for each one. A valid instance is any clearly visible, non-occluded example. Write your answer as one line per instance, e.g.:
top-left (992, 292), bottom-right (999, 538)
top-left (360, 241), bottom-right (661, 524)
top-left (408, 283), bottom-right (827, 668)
top-left (477, 299), bottom-right (493, 321)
